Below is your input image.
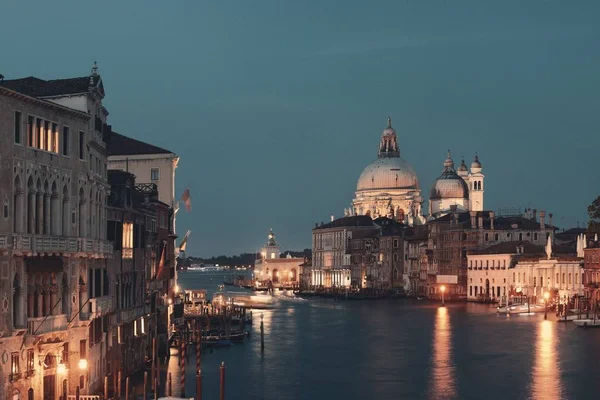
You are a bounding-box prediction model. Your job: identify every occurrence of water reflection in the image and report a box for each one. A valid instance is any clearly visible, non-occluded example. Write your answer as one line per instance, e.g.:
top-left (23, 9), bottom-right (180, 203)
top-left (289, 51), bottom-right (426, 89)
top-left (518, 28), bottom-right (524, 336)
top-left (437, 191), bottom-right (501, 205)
top-left (429, 307), bottom-right (456, 400)
top-left (530, 321), bottom-right (562, 399)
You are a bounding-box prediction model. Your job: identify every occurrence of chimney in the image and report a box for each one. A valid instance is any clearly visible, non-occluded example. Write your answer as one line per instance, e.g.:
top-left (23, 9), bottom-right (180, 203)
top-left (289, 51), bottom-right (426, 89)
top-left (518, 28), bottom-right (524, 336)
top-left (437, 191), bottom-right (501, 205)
top-left (478, 215), bottom-right (484, 230)
top-left (549, 213), bottom-right (553, 228)
top-left (533, 209), bottom-right (537, 221)
top-left (539, 211), bottom-right (546, 229)
top-left (453, 212), bottom-right (459, 225)
top-left (470, 211), bottom-right (477, 228)
top-left (489, 211), bottom-right (495, 230)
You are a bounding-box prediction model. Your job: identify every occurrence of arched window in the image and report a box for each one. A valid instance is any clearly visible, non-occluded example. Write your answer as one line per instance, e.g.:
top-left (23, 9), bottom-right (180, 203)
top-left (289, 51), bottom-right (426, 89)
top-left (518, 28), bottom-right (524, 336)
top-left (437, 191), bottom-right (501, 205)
top-left (62, 185), bottom-right (70, 236)
top-left (518, 233), bottom-right (523, 241)
top-left (484, 233), bottom-right (489, 241)
top-left (568, 273), bottom-right (572, 285)
top-left (562, 273), bottom-right (565, 284)
top-left (533, 277), bottom-right (536, 287)
top-left (393, 268), bottom-right (399, 280)
top-left (575, 273), bottom-right (579, 285)
top-left (28, 389), bottom-right (34, 400)
top-left (393, 253), bottom-right (398, 262)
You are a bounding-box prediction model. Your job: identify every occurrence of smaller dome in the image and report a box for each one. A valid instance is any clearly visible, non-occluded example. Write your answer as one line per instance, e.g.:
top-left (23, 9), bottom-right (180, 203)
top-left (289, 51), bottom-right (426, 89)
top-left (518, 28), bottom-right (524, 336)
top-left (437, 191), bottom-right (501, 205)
top-left (430, 173), bottom-right (469, 200)
top-left (457, 158), bottom-right (468, 172)
top-left (471, 155), bottom-right (481, 169)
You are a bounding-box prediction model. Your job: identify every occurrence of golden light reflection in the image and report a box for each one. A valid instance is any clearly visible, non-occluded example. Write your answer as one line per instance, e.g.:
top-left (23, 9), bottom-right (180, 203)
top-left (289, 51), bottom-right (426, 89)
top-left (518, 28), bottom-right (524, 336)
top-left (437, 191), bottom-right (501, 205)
top-left (530, 320), bottom-right (561, 400)
top-left (429, 306), bottom-right (456, 400)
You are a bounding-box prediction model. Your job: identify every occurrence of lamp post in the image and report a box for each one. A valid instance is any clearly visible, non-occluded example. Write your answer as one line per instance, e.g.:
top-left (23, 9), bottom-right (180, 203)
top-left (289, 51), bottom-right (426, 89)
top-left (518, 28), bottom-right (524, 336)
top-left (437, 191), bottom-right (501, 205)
top-left (544, 291), bottom-right (550, 320)
top-left (441, 285), bottom-right (446, 306)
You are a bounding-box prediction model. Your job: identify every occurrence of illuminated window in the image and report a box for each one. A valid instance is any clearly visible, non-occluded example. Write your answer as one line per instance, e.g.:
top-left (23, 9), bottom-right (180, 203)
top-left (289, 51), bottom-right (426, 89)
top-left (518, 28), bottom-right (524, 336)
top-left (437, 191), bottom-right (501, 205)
top-left (122, 222), bottom-right (133, 257)
top-left (11, 352), bottom-right (20, 377)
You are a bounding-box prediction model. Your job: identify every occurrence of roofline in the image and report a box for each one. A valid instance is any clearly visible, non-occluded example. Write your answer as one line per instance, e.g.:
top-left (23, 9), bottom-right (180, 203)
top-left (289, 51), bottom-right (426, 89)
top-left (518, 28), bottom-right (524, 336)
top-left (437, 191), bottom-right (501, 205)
top-left (0, 86), bottom-right (90, 120)
top-left (108, 153), bottom-right (179, 161)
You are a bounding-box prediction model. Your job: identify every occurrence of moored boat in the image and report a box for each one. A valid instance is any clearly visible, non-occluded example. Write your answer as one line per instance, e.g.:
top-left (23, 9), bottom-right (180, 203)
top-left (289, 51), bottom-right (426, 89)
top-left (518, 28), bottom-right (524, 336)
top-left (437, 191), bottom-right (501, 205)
top-left (573, 319), bottom-right (600, 328)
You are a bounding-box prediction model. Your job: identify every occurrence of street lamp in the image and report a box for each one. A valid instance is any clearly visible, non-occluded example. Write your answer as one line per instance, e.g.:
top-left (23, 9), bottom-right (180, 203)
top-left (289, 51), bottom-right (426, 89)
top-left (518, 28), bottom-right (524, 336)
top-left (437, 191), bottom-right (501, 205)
top-left (544, 291), bottom-right (550, 320)
top-left (57, 362), bottom-right (67, 375)
top-left (441, 285), bottom-right (446, 306)
top-left (78, 358), bottom-right (88, 371)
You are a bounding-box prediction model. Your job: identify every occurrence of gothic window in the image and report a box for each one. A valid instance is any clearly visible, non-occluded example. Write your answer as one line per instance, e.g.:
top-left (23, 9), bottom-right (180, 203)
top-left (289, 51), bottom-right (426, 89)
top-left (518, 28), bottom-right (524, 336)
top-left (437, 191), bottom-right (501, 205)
top-left (484, 233), bottom-right (489, 241)
top-left (393, 254), bottom-right (398, 262)
top-left (494, 233), bottom-right (499, 241)
top-left (4, 197), bottom-right (9, 220)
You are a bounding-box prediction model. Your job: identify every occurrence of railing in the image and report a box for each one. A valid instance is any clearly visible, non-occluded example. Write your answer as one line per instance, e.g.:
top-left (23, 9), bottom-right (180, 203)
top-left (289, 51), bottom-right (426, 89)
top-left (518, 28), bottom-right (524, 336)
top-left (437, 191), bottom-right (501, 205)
top-left (122, 248), bottom-right (133, 259)
top-left (67, 396), bottom-right (100, 400)
top-left (13, 234), bottom-right (112, 255)
top-left (0, 235), bottom-right (8, 249)
top-left (27, 314), bottom-right (68, 335)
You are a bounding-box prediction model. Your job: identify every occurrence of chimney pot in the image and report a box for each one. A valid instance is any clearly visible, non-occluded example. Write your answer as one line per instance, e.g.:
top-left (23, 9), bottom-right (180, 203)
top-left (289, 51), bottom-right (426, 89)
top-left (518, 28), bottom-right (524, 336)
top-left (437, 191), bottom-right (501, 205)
top-left (489, 211), bottom-right (495, 230)
top-left (539, 211), bottom-right (546, 229)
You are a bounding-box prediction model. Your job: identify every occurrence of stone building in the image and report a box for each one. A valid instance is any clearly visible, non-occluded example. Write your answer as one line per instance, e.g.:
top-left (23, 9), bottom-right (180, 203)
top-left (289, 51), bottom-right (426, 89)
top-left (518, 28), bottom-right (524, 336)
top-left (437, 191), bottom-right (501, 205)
top-left (467, 239), bottom-right (581, 303)
top-left (583, 238), bottom-right (600, 286)
top-left (425, 208), bottom-right (555, 300)
top-left (0, 66), bottom-right (112, 399)
top-left (311, 216), bottom-right (376, 288)
top-left (254, 229), bottom-right (304, 289)
top-left (348, 217), bottom-right (406, 289)
top-left (107, 131), bottom-right (180, 335)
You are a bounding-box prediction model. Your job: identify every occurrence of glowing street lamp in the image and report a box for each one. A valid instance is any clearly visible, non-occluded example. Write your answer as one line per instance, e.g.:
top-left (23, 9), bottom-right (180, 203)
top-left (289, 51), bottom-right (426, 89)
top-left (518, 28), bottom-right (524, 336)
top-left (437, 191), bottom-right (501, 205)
top-left (543, 291), bottom-right (550, 320)
top-left (441, 285), bottom-right (446, 306)
top-left (57, 362), bottom-right (67, 375)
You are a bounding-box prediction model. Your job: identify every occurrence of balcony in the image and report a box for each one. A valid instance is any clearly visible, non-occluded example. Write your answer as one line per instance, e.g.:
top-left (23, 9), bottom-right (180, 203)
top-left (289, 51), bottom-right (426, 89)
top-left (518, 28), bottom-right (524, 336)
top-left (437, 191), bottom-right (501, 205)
top-left (89, 296), bottom-right (113, 318)
top-left (27, 314), bottom-right (67, 335)
top-left (12, 235), bottom-right (112, 257)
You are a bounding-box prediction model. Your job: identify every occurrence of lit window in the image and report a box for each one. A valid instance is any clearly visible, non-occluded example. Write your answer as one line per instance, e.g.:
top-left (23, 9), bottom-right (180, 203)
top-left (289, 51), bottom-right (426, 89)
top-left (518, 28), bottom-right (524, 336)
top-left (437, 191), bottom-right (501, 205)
top-left (11, 352), bottom-right (20, 376)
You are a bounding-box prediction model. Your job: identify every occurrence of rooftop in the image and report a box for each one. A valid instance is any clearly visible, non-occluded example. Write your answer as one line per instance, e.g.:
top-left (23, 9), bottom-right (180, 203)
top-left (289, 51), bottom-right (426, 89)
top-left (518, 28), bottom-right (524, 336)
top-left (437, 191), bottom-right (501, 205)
top-left (107, 131), bottom-right (174, 156)
top-left (0, 75), bottom-right (102, 97)
top-left (314, 215), bottom-right (375, 230)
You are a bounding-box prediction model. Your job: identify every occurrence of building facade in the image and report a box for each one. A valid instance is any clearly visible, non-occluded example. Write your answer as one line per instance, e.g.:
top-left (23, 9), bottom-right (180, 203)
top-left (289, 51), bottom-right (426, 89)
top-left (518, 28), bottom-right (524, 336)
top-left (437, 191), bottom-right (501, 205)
top-left (254, 229), bottom-right (303, 289)
top-left (468, 240), bottom-right (582, 302)
top-left (0, 67), bottom-right (113, 399)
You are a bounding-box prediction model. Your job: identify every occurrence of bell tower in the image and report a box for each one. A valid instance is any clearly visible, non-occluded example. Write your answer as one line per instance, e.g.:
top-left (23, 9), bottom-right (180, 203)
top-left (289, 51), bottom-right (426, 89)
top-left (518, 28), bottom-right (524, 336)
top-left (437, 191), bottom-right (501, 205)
top-left (261, 228), bottom-right (280, 259)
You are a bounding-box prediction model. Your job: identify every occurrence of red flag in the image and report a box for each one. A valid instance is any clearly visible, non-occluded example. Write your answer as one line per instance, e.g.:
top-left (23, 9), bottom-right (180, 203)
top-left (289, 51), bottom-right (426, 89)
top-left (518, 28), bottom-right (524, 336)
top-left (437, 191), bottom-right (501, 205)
top-left (181, 188), bottom-right (192, 212)
top-left (155, 244), bottom-right (167, 280)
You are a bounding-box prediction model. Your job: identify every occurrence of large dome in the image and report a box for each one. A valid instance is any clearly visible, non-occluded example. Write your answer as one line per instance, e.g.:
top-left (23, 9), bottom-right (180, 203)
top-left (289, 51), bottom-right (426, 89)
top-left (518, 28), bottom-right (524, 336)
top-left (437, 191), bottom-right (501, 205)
top-left (357, 157), bottom-right (419, 191)
top-left (430, 170), bottom-right (469, 200)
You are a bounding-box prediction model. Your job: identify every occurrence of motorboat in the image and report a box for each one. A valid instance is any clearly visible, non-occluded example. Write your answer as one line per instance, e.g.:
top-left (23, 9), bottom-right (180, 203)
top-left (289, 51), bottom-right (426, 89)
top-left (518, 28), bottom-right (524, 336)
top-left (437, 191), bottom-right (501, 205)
top-left (496, 303), bottom-right (545, 314)
top-left (573, 319), bottom-right (600, 328)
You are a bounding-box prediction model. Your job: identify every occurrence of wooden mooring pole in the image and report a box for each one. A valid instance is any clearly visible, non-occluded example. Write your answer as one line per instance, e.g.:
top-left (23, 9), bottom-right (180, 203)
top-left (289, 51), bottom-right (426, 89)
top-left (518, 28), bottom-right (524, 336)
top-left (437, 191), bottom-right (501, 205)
top-left (220, 362), bottom-right (226, 400)
top-left (125, 376), bottom-right (130, 400)
top-left (104, 376), bottom-right (108, 400)
top-left (168, 372), bottom-right (172, 396)
top-left (196, 369), bottom-right (203, 400)
top-left (143, 371), bottom-right (148, 400)
top-left (181, 336), bottom-right (186, 397)
top-left (260, 314), bottom-right (265, 351)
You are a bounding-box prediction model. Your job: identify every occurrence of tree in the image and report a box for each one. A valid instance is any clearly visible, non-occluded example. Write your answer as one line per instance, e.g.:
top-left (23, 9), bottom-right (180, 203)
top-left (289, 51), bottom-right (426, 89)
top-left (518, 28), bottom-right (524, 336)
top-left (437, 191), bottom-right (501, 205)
top-left (588, 195), bottom-right (600, 233)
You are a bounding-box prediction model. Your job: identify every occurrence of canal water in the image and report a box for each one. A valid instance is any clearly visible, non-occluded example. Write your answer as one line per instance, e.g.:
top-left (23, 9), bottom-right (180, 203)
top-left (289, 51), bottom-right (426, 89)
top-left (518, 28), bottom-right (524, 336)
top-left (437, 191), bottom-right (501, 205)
top-left (172, 270), bottom-right (600, 400)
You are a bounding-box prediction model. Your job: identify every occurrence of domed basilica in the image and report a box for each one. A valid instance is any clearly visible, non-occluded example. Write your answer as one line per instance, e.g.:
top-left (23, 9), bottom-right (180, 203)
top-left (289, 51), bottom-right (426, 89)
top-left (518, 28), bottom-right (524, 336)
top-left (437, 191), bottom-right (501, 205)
top-left (345, 118), bottom-right (484, 225)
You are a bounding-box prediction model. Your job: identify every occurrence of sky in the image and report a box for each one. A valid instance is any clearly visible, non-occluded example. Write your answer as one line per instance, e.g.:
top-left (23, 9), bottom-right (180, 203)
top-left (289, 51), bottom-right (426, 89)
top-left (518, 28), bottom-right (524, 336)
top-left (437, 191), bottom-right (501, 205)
top-left (2, 1), bottom-right (599, 256)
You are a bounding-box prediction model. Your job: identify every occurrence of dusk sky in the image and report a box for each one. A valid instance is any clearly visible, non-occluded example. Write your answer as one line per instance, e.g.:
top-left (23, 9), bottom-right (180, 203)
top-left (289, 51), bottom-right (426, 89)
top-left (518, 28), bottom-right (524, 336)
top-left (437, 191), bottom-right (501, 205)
top-left (2, 1), bottom-right (599, 257)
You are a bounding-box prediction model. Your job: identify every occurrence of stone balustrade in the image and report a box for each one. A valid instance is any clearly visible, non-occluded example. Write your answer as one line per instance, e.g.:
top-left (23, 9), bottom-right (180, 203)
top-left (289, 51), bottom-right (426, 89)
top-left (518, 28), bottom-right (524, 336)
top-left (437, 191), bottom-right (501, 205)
top-left (27, 314), bottom-right (67, 335)
top-left (11, 234), bottom-right (113, 256)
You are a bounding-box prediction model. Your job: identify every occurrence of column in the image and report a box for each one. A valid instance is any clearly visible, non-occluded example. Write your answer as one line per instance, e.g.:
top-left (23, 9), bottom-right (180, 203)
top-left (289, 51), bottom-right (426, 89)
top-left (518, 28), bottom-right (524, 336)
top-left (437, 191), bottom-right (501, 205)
top-left (37, 192), bottom-right (44, 234)
top-left (44, 194), bottom-right (51, 235)
top-left (28, 191), bottom-right (36, 234)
